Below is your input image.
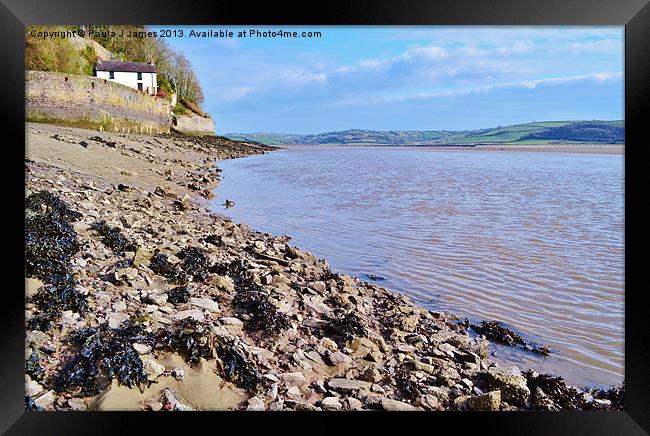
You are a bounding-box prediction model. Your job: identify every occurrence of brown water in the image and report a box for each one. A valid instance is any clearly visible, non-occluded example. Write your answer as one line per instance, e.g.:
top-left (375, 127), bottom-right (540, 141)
top-left (211, 146), bottom-right (624, 388)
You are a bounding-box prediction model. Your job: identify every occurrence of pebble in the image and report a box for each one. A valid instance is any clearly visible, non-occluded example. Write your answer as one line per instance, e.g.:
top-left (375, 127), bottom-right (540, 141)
top-left (246, 396), bottom-right (266, 411)
top-left (328, 351), bottom-right (354, 366)
top-left (321, 396), bottom-right (342, 411)
top-left (142, 359), bottom-right (166, 380)
top-left (279, 371), bottom-right (307, 387)
top-left (133, 343), bottom-right (152, 355)
top-left (189, 297), bottom-right (219, 313)
top-left (327, 378), bottom-right (371, 393)
top-left (381, 398), bottom-right (423, 411)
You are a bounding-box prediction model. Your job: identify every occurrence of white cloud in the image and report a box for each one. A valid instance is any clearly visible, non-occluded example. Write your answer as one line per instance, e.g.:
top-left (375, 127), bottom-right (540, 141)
top-left (329, 72), bottom-right (622, 106)
top-left (401, 45), bottom-right (448, 60)
top-left (280, 69), bottom-right (327, 85)
top-left (223, 86), bottom-right (251, 102)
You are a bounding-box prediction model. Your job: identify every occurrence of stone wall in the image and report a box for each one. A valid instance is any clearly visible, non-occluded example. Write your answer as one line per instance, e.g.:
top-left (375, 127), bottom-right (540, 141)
top-left (26, 70), bottom-right (171, 133)
top-left (173, 114), bottom-right (216, 135)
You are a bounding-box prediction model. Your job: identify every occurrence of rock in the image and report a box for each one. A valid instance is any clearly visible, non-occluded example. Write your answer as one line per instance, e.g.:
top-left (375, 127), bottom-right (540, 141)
top-left (319, 337), bottom-right (338, 352)
top-left (208, 274), bottom-right (235, 293)
top-left (148, 401), bottom-right (164, 411)
top-left (173, 309), bottom-right (205, 322)
top-left (381, 398), bottom-right (423, 411)
top-left (112, 300), bottom-right (127, 312)
top-left (346, 397), bottom-right (364, 410)
top-left (33, 391), bottom-right (57, 410)
top-left (107, 312), bottom-right (129, 329)
top-left (154, 186), bottom-right (176, 199)
top-left (327, 378), bottom-right (371, 393)
top-left (453, 395), bottom-right (469, 410)
top-left (321, 396), bottom-right (342, 411)
top-left (401, 314), bottom-right (420, 332)
top-left (348, 337), bottom-right (382, 360)
top-left (67, 398), bottom-right (88, 411)
top-left (132, 247), bottom-right (150, 267)
top-left (25, 277), bottom-right (43, 298)
top-left (279, 372), bottom-right (306, 387)
top-left (189, 297), bottom-right (219, 313)
top-left (115, 267), bottom-right (138, 282)
top-left (328, 351), bottom-right (354, 366)
top-left (358, 366), bottom-right (382, 383)
top-left (419, 394), bottom-right (442, 410)
top-left (219, 317), bottom-right (244, 327)
top-left (172, 367), bottom-right (185, 381)
top-left (593, 398), bottom-right (612, 408)
top-left (25, 378), bottom-right (44, 397)
top-left (285, 386), bottom-right (303, 401)
top-left (133, 343), bottom-right (152, 355)
top-left (312, 281), bottom-right (326, 293)
top-left (163, 387), bottom-right (194, 411)
top-left (467, 391), bottom-right (501, 411)
top-left (247, 396), bottom-right (266, 411)
top-left (149, 292), bottom-right (168, 306)
top-left (304, 350), bottom-right (326, 366)
top-left (482, 366), bottom-right (530, 407)
top-left (142, 359), bottom-right (166, 381)
top-left (261, 274), bottom-right (273, 285)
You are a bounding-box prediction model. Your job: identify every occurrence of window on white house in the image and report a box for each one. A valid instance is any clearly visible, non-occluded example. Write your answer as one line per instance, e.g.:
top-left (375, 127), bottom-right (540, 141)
top-left (109, 71), bottom-right (114, 79)
top-left (137, 83), bottom-right (143, 91)
top-left (137, 72), bottom-right (142, 80)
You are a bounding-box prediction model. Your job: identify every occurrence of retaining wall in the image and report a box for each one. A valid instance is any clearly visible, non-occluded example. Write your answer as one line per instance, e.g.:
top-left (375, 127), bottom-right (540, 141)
top-left (26, 70), bottom-right (171, 133)
top-left (173, 114), bottom-right (216, 135)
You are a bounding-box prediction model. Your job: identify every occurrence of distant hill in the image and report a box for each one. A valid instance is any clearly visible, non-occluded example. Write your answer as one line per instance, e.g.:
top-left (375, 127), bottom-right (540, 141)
top-left (226, 120), bottom-right (624, 146)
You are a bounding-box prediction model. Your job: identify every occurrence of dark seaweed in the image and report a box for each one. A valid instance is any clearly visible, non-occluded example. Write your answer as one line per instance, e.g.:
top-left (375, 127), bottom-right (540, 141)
top-left (364, 274), bottom-right (385, 281)
top-left (216, 260), bottom-right (290, 335)
top-left (149, 252), bottom-right (188, 285)
top-left (25, 207), bottom-right (81, 282)
top-left (26, 190), bottom-right (82, 222)
top-left (525, 372), bottom-right (585, 410)
top-left (471, 321), bottom-right (525, 346)
top-left (90, 221), bottom-right (137, 254)
top-left (177, 247), bottom-right (211, 282)
top-left (328, 311), bottom-right (368, 341)
top-left (214, 335), bottom-right (266, 393)
top-left (167, 286), bottom-right (190, 304)
top-left (204, 234), bottom-right (224, 247)
top-left (471, 320), bottom-right (551, 357)
top-left (29, 278), bottom-right (88, 331)
top-left (395, 369), bottom-right (421, 401)
top-left (26, 349), bottom-right (46, 382)
top-left (51, 320), bottom-right (153, 396)
top-left (233, 290), bottom-right (290, 335)
top-left (320, 268), bottom-right (340, 282)
top-left (157, 318), bottom-right (215, 364)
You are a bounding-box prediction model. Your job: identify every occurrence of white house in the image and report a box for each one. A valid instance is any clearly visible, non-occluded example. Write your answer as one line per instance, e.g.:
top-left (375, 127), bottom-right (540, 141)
top-left (95, 60), bottom-right (157, 95)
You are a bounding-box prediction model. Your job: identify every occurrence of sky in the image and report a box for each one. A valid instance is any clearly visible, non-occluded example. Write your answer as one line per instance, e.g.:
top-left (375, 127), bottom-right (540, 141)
top-left (151, 26), bottom-right (624, 134)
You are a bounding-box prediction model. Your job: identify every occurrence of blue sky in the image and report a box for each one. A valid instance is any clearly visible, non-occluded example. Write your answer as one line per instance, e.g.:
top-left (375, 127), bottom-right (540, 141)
top-left (151, 26), bottom-right (624, 134)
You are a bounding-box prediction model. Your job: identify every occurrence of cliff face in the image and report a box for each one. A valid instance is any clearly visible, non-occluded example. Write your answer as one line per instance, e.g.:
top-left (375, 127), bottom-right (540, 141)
top-left (26, 70), bottom-right (172, 133)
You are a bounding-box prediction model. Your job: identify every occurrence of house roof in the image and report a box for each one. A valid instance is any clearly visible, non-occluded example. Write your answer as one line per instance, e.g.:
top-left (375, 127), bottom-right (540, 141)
top-left (96, 61), bottom-right (156, 73)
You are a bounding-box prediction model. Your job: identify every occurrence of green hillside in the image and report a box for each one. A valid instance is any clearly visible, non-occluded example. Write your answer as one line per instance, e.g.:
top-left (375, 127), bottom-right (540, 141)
top-left (226, 120), bottom-right (623, 146)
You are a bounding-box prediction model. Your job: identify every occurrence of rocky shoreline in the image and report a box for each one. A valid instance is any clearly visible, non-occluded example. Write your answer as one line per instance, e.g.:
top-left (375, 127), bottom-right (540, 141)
top-left (25, 123), bottom-right (623, 411)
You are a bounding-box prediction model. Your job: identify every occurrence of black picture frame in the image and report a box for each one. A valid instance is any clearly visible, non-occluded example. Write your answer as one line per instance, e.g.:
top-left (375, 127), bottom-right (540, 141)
top-left (2, 0), bottom-right (648, 434)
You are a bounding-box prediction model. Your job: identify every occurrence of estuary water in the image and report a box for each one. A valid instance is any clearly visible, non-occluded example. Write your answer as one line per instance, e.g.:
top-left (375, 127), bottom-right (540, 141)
top-left (210, 146), bottom-right (624, 388)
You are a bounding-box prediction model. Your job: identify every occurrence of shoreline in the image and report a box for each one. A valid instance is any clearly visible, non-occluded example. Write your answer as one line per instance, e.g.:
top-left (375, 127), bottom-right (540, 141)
top-left (25, 122), bottom-right (623, 411)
